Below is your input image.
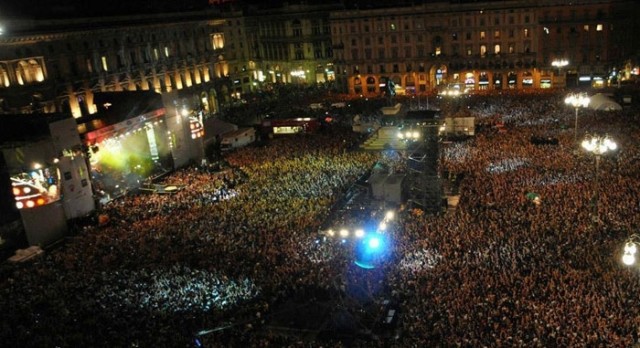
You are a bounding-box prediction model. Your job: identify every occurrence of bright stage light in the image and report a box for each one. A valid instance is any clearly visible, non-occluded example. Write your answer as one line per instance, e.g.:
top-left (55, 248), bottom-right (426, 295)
top-left (355, 233), bottom-right (390, 269)
top-left (339, 229), bottom-right (349, 238)
top-left (385, 211), bottom-right (394, 221)
top-left (368, 236), bottom-right (380, 249)
top-left (355, 229), bottom-right (365, 238)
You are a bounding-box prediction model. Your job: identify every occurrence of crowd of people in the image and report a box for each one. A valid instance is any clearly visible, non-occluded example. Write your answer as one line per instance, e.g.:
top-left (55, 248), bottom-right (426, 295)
top-left (1, 89), bottom-right (640, 347)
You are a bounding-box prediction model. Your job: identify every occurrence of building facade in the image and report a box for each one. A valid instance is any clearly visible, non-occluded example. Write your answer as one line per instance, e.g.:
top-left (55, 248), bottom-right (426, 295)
top-left (330, 0), bottom-right (638, 95)
top-left (0, 11), bottom-right (232, 118)
top-left (247, 3), bottom-right (340, 86)
top-left (0, 0), bottom-right (638, 114)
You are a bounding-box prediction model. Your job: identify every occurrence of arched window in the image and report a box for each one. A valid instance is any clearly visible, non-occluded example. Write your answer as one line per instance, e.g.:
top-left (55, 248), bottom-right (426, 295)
top-left (0, 65), bottom-right (10, 87)
top-left (211, 33), bottom-right (224, 49)
top-left (16, 60), bottom-right (30, 85)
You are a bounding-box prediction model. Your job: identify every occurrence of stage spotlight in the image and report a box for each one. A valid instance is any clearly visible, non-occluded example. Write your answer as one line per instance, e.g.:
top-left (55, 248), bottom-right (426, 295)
top-left (355, 233), bottom-right (390, 269)
top-left (355, 229), bottom-right (365, 238)
top-left (385, 210), bottom-right (395, 221)
top-left (368, 236), bottom-right (380, 249)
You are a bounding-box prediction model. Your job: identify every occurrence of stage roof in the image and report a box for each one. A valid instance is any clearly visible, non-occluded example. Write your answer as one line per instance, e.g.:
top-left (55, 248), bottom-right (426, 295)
top-left (76, 91), bottom-right (164, 135)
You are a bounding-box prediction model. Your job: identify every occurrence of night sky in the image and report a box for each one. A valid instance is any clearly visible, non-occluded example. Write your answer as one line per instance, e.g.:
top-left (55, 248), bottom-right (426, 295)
top-left (0, 0), bottom-right (488, 20)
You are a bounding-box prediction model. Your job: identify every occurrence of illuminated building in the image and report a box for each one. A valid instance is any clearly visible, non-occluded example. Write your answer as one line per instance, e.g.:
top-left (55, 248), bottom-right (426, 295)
top-left (330, 0), bottom-right (639, 95)
top-left (0, 10), bottom-right (229, 118)
top-left (245, 2), bottom-right (339, 85)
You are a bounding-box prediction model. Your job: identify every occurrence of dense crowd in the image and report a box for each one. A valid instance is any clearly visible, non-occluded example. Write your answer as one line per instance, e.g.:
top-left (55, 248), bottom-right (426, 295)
top-left (1, 90), bottom-right (640, 347)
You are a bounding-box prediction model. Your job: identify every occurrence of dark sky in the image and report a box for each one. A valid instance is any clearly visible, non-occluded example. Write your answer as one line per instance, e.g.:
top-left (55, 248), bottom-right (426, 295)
top-left (0, 0), bottom-right (212, 19)
top-left (0, 0), bottom-right (483, 20)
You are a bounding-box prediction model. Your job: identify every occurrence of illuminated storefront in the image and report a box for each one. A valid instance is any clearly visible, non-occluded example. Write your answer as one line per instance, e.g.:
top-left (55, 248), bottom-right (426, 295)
top-left (522, 71), bottom-right (534, 88)
top-left (464, 73), bottom-right (475, 90)
top-left (478, 72), bottom-right (489, 90)
top-left (507, 72), bottom-right (518, 89)
top-left (493, 73), bottom-right (503, 89)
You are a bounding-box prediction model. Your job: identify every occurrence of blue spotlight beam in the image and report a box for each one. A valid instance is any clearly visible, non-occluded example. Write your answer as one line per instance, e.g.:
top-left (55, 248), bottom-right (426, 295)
top-left (355, 233), bottom-right (390, 269)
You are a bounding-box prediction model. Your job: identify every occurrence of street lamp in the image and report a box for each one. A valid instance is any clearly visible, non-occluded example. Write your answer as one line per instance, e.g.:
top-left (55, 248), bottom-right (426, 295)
top-left (621, 234), bottom-right (640, 266)
top-left (565, 93), bottom-right (590, 142)
top-left (581, 134), bottom-right (617, 222)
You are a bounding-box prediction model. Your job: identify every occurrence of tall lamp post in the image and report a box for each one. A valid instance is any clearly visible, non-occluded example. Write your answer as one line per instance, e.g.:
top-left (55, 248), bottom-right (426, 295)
top-left (581, 134), bottom-right (617, 222)
top-left (565, 93), bottom-right (590, 142)
top-left (622, 234), bottom-right (640, 266)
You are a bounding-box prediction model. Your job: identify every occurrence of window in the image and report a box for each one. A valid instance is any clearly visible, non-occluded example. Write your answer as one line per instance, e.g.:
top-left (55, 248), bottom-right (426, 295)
top-left (379, 64), bottom-right (385, 73)
top-left (390, 23), bottom-right (396, 31)
top-left (452, 44), bottom-right (459, 56)
top-left (351, 49), bottom-right (358, 60)
top-left (164, 46), bottom-right (170, 58)
top-left (509, 29), bottom-right (514, 38)
top-left (378, 37), bottom-right (384, 45)
top-left (494, 30), bottom-right (500, 39)
top-left (583, 25), bottom-right (590, 32)
top-left (480, 31), bottom-right (486, 40)
top-left (596, 24), bottom-right (603, 31)
top-left (494, 44), bottom-right (501, 54)
top-left (508, 43), bottom-right (515, 54)
top-left (480, 45), bottom-right (487, 57)
top-left (153, 48), bottom-right (159, 61)
top-left (452, 32), bottom-right (458, 41)
top-left (391, 35), bottom-right (397, 44)
top-left (101, 56), bottom-right (109, 71)
top-left (15, 59), bottom-right (45, 84)
top-left (466, 46), bottom-right (472, 56)
top-left (365, 38), bottom-right (371, 46)
top-left (523, 28), bottom-right (529, 38)
top-left (494, 17), bottom-right (500, 25)
top-left (364, 25), bottom-right (370, 33)
top-left (404, 47), bottom-right (412, 58)
top-left (509, 16), bottom-right (514, 24)
top-left (378, 48), bottom-right (385, 59)
top-left (466, 32), bottom-right (471, 40)
top-left (524, 15), bottom-right (530, 23)
top-left (365, 48), bottom-right (372, 59)
top-left (393, 64), bottom-right (399, 73)
top-left (0, 65), bottom-right (11, 87)
top-left (352, 39), bottom-right (357, 46)
top-left (211, 33), bottom-right (224, 49)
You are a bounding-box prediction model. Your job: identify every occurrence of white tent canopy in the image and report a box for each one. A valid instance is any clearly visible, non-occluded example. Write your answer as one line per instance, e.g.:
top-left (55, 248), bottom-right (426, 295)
top-left (589, 93), bottom-right (622, 111)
